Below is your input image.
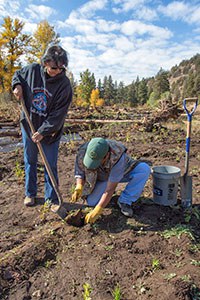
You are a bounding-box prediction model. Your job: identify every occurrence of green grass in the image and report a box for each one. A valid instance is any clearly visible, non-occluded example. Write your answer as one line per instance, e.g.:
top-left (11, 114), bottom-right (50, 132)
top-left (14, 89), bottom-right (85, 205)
top-left (161, 224), bottom-right (195, 240)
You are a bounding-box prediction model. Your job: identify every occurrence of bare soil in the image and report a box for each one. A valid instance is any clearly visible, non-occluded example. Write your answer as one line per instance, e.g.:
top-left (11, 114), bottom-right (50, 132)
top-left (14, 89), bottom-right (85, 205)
top-left (0, 107), bottom-right (200, 300)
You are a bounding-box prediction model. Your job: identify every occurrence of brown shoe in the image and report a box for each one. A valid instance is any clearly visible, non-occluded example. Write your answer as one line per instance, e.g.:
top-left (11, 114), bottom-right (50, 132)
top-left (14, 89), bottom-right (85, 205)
top-left (24, 196), bottom-right (35, 206)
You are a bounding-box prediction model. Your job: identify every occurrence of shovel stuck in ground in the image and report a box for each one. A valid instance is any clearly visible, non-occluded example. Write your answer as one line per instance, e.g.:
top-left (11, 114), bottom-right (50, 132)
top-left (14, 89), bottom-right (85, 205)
top-left (21, 98), bottom-right (67, 220)
top-left (180, 97), bottom-right (198, 208)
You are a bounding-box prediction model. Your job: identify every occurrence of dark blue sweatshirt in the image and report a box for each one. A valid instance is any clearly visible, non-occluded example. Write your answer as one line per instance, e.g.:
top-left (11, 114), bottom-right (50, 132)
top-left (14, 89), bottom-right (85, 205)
top-left (12, 63), bottom-right (72, 143)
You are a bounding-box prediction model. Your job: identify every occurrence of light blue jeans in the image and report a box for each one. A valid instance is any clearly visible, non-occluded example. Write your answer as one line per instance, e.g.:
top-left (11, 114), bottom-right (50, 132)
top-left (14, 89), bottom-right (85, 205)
top-left (87, 162), bottom-right (151, 206)
top-left (21, 126), bottom-right (60, 203)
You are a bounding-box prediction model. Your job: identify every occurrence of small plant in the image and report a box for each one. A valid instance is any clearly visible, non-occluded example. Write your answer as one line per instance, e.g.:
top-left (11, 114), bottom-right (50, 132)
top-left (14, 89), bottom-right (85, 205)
top-left (112, 284), bottom-right (121, 300)
top-left (14, 161), bottom-right (24, 181)
top-left (174, 248), bottom-right (183, 257)
top-left (125, 131), bottom-right (131, 142)
top-left (189, 243), bottom-right (200, 253)
top-left (151, 258), bottom-right (160, 270)
top-left (180, 274), bottom-right (191, 282)
top-left (191, 259), bottom-right (200, 266)
top-left (161, 224), bottom-right (194, 240)
top-left (184, 207), bottom-right (200, 223)
top-left (164, 273), bottom-right (177, 281)
top-left (39, 200), bottom-right (51, 221)
top-left (83, 282), bottom-right (92, 300)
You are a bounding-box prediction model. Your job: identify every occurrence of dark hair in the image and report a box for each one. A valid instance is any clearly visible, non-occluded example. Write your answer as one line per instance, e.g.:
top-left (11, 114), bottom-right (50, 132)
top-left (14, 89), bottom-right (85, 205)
top-left (41, 45), bottom-right (69, 67)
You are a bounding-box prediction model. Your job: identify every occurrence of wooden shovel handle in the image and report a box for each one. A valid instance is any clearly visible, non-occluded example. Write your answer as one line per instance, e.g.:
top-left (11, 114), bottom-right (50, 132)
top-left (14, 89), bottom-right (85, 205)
top-left (21, 98), bottom-right (63, 206)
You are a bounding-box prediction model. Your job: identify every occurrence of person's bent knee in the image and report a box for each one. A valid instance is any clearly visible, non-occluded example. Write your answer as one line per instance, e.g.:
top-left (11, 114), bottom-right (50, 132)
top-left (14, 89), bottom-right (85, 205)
top-left (138, 162), bottom-right (151, 178)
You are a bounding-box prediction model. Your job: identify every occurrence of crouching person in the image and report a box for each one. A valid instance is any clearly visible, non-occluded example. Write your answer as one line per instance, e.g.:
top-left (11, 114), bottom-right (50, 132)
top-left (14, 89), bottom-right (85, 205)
top-left (71, 138), bottom-right (151, 224)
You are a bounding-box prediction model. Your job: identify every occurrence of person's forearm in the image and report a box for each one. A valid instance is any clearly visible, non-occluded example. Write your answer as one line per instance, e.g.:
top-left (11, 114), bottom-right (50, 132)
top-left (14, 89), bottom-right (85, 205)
top-left (76, 177), bottom-right (85, 186)
top-left (98, 184), bottom-right (117, 208)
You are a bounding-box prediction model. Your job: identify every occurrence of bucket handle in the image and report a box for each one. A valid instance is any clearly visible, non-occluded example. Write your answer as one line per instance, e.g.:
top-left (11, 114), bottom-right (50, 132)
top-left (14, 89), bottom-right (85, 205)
top-left (183, 97), bottom-right (198, 121)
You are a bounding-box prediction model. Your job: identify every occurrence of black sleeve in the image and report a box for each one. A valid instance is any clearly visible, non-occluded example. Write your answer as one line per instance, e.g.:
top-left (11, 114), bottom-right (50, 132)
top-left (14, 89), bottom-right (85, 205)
top-left (37, 84), bottom-right (72, 136)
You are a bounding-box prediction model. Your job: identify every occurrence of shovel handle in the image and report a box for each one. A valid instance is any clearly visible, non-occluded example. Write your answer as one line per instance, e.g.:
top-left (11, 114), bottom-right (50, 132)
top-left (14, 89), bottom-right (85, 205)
top-left (20, 98), bottom-right (63, 207)
top-left (183, 98), bottom-right (198, 121)
top-left (183, 97), bottom-right (198, 175)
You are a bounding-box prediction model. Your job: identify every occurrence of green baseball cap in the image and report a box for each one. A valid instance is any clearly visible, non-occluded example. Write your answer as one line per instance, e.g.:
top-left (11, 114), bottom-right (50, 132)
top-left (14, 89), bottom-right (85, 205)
top-left (83, 138), bottom-right (109, 169)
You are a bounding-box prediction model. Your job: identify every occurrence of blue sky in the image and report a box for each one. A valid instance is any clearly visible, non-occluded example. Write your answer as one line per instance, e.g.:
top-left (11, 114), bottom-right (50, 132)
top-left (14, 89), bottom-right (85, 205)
top-left (1, 0), bottom-right (200, 84)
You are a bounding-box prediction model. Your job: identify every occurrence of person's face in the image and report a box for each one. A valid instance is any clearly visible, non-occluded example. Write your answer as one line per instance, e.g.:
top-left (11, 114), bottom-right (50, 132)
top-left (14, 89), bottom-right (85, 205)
top-left (44, 61), bottom-right (65, 77)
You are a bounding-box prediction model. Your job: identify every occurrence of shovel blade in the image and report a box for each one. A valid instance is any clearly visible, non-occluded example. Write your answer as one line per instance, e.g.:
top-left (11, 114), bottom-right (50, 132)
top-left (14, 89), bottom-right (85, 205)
top-left (51, 204), bottom-right (68, 219)
top-left (180, 175), bottom-right (192, 208)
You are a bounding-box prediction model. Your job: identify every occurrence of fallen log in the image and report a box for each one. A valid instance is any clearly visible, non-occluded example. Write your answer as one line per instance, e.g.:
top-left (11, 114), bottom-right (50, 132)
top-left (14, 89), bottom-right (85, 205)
top-left (65, 118), bottom-right (139, 124)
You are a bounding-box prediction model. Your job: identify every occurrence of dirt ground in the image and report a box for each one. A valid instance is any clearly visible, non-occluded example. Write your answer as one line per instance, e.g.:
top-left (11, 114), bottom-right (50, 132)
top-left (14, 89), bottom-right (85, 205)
top-left (0, 106), bottom-right (200, 300)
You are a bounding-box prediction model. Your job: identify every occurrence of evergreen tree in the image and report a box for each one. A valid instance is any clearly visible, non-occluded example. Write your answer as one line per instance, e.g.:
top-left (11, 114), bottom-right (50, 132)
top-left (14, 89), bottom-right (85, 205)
top-left (97, 79), bottom-right (103, 98)
top-left (103, 75), bottom-right (114, 104)
top-left (116, 81), bottom-right (125, 104)
top-left (76, 69), bottom-right (96, 107)
top-left (126, 81), bottom-right (137, 107)
top-left (138, 78), bottom-right (148, 104)
top-left (153, 68), bottom-right (170, 99)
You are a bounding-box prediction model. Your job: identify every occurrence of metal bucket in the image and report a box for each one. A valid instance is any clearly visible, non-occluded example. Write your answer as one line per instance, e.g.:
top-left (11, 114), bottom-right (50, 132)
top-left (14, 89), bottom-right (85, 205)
top-left (152, 165), bottom-right (181, 206)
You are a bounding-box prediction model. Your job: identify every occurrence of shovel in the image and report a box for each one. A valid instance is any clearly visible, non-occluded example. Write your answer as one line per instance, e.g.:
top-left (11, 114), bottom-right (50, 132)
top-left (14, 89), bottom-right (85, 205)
top-left (21, 98), bottom-right (68, 219)
top-left (180, 97), bottom-right (198, 208)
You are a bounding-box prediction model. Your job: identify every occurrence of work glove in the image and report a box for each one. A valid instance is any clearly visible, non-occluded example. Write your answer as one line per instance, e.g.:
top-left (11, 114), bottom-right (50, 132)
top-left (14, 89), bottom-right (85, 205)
top-left (71, 184), bottom-right (83, 202)
top-left (84, 205), bottom-right (103, 224)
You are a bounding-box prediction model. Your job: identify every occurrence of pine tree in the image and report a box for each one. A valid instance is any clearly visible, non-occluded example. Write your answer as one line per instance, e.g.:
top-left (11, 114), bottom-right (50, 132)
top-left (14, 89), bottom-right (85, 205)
top-left (103, 75), bottom-right (114, 104)
top-left (138, 78), bottom-right (148, 104)
top-left (76, 69), bottom-right (96, 107)
top-left (153, 68), bottom-right (170, 99)
top-left (126, 81), bottom-right (137, 107)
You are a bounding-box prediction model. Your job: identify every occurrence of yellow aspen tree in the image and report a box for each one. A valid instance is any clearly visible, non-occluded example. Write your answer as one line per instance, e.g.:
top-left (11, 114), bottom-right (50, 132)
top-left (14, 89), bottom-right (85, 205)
top-left (90, 89), bottom-right (104, 108)
top-left (28, 20), bottom-right (60, 63)
top-left (0, 17), bottom-right (31, 94)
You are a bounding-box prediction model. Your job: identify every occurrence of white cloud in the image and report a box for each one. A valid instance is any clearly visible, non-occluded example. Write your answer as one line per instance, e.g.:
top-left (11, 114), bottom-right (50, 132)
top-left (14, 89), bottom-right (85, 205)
top-left (121, 20), bottom-right (172, 39)
top-left (77, 0), bottom-right (108, 18)
top-left (158, 1), bottom-right (200, 25)
top-left (0, 0), bottom-right (20, 18)
top-left (112, 0), bottom-right (146, 13)
top-left (158, 1), bottom-right (190, 20)
top-left (135, 6), bottom-right (157, 21)
top-left (23, 22), bottom-right (37, 34)
top-left (25, 4), bottom-right (56, 20)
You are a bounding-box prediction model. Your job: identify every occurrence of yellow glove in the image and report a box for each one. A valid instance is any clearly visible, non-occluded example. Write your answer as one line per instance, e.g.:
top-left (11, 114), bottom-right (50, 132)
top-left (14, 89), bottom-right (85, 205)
top-left (84, 205), bottom-right (103, 224)
top-left (71, 184), bottom-right (83, 202)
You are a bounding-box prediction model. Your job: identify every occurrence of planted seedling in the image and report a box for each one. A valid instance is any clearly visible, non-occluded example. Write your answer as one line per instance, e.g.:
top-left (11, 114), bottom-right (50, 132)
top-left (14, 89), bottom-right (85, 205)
top-left (14, 161), bottom-right (24, 181)
top-left (83, 282), bottom-right (92, 300)
top-left (151, 258), bottom-right (160, 271)
top-left (112, 284), bottom-right (121, 300)
top-left (164, 273), bottom-right (177, 281)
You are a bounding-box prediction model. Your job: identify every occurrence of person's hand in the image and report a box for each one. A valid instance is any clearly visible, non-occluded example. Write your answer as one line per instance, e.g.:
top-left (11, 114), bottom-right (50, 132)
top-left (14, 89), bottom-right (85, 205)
top-left (71, 184), bottom-right (83, 202)
top-left (84, 205), bottom-right (103, 224)
top-left (32, 132), bottom-right (43, 143)
top-left (13, 84), bottom-right (23, 101)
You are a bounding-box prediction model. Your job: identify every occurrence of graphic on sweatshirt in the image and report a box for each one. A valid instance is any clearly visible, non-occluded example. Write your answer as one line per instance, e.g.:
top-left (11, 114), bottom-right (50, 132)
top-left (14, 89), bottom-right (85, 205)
top-left (32, 92), bottom-right (47, 112)
top-left (31, 87), bottom-right (52, 117)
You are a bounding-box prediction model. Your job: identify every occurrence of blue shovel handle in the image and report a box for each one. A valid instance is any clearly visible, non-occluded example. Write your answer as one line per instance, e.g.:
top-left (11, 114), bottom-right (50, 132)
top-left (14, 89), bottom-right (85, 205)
top-left (183, 98), bottom-right (198, 122)
top-left (183, 97), bottom-right (198, 174)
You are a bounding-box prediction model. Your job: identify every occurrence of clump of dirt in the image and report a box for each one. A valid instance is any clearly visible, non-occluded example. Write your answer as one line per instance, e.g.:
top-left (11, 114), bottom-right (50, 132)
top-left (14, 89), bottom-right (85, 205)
top-left (0, 106), bottom-right (200, 300)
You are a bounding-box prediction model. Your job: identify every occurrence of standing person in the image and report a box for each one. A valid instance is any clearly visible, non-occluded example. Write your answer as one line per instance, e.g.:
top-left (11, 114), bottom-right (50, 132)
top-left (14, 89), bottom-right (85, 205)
top-left (71, 137), bottom-right (151, 224)
top-left (12, 45), bottom-right (72, 208)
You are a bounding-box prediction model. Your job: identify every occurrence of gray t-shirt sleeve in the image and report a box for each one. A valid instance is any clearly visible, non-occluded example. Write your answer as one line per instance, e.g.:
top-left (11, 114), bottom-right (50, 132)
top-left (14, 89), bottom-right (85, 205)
top-left (108, 153), bottom-right (126, 182)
